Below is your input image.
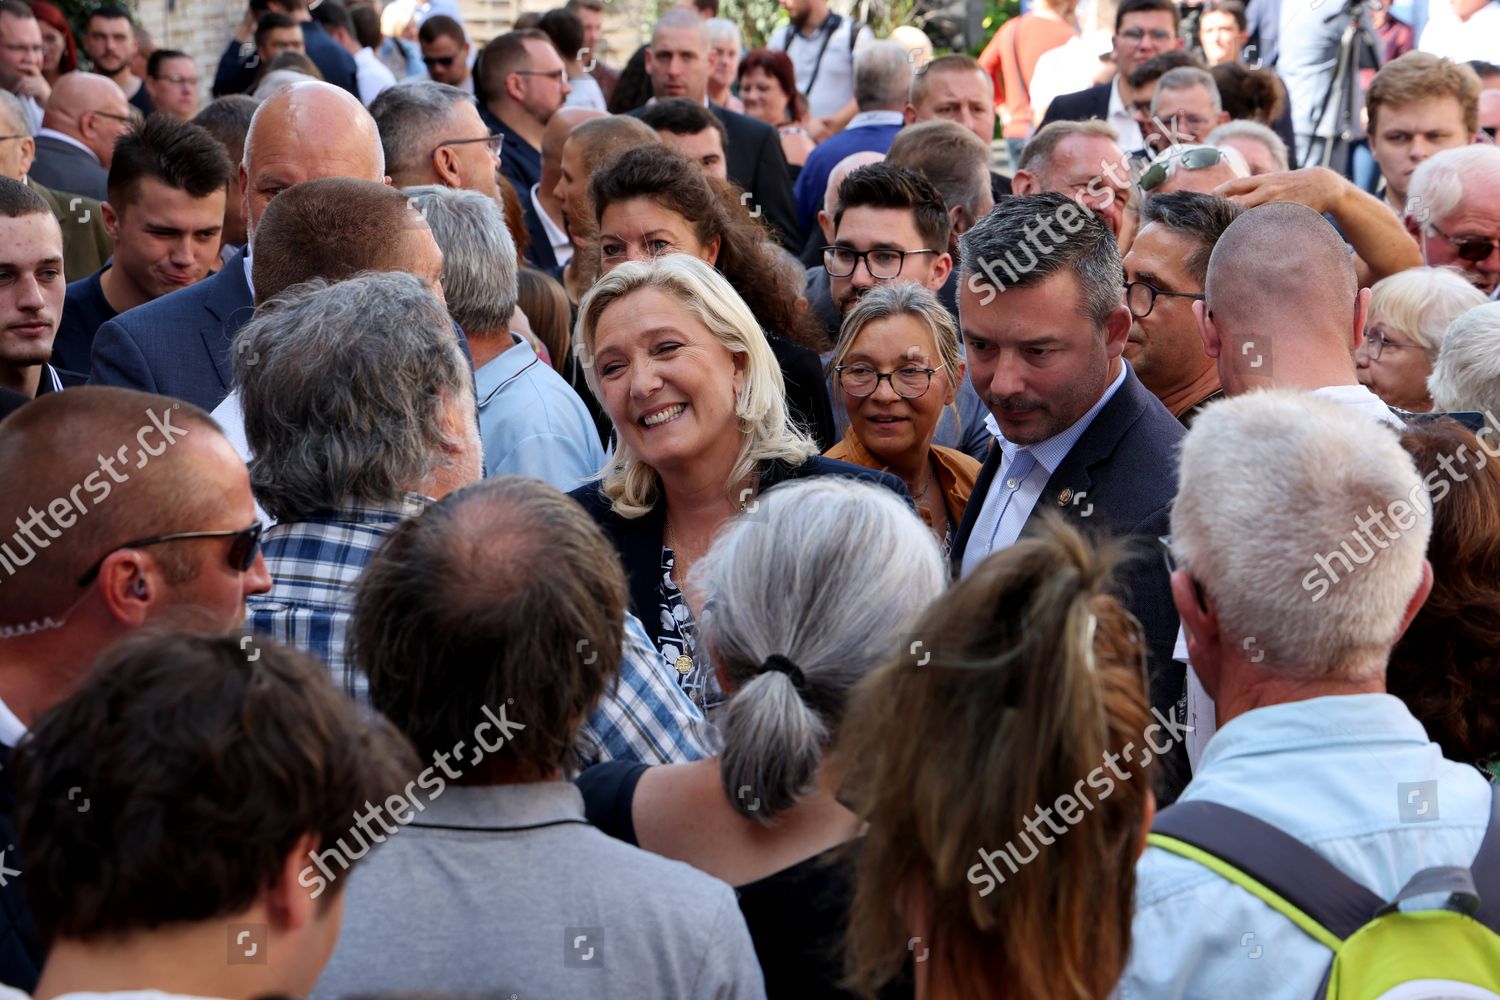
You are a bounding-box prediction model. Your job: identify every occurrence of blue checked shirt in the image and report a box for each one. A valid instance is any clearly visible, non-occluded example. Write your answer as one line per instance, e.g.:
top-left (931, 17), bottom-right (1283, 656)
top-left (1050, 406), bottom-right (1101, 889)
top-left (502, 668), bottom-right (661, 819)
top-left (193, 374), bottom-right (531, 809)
top-left (247, 496), bottom-right (712, 766)
top-left (247, 495), bottom-right (431, 700)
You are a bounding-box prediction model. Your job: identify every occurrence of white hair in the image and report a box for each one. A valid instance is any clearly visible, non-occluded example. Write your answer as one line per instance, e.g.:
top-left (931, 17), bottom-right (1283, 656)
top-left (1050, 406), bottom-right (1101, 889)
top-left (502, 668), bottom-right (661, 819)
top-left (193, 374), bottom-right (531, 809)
top-left (1206, 120), bottom-right (1289, 172)
top-left (1171, 390), bottom-right (1431, 681)
top-left (1370, 266), bottom-right (1489, 354)
top-left (854, 40), bottom-right (913, 111)
top-left (1406, 145), bottom-right (1500, 230)
top-left (706, 16), bottom-right (740, 48)
top-left (1428, 302), bottom-right (1500, 415)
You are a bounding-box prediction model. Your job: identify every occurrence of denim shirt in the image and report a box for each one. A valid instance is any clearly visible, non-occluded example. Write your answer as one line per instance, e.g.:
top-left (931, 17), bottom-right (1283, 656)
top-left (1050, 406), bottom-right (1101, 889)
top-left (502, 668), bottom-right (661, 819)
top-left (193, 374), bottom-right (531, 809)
top-left (1117, 693), bottom-right (1493, 999)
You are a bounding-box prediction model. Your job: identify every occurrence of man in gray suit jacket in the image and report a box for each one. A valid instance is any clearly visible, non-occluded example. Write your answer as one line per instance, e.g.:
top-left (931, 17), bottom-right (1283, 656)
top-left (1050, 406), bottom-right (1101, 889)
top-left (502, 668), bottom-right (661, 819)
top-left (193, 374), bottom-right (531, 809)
top-left (89, 81), bottom-right (387, 411)
top-left (28, 72), bottom-right (132, 201)
top-left (950, 192), bottom-right (1190, 798)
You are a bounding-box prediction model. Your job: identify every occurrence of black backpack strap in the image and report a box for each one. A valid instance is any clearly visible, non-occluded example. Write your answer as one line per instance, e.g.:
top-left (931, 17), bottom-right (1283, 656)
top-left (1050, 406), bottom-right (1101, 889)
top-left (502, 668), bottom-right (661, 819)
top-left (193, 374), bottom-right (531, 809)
top-left (1469, 783), bottom-right (1500, 931)
top-left (1151, 799), bottom-right (1383, 940)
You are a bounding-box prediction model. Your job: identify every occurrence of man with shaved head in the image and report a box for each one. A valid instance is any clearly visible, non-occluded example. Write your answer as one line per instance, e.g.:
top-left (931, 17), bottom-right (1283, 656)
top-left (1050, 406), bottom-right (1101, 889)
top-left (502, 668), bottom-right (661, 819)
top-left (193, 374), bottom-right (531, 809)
top-left (29, 72), bottom-right (133, 202)
top-left (553, 114), bottom-right (659, 300)
top-left (0, 385), bottom-right (271, 988)
top-left (89, 81), bottom-right (386, 411)
top-left (1195, 202), bottom-right (1402, 426)
top-left (526, 105), bottom-right (600, 271)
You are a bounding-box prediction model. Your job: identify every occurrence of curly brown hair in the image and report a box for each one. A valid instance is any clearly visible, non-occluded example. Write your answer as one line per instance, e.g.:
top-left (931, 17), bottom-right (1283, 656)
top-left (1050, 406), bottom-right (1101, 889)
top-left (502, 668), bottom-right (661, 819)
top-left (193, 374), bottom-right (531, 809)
top-left (588, 144), bottom-right (828, 350)
top-left (1389, 418), bottom-right (1500, 769)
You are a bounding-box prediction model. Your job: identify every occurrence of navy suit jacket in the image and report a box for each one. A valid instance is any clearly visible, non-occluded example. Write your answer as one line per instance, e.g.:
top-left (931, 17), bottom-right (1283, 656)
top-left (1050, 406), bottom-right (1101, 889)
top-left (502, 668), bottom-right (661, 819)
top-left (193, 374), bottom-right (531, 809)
top-left (950, 366), bottom-right (1190, 798)
top-left (88, 248), bottom-right (255, 412)
top-left (0, 743), bottom-right (40, 992)
top-left (570, 456), bottom-right (908, 630)
top-left (29, 135), bottom-right (108, 202)
top-left (521, 197), bottom-right (559, 271)
top-left (1040, 82), bottom-right (1113, 130)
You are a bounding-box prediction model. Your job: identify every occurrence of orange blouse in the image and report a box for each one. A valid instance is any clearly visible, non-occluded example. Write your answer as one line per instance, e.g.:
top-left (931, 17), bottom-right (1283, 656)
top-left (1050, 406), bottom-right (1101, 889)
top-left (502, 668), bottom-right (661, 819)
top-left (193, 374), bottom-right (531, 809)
top-left (824, 430), bottom-right (982, 533)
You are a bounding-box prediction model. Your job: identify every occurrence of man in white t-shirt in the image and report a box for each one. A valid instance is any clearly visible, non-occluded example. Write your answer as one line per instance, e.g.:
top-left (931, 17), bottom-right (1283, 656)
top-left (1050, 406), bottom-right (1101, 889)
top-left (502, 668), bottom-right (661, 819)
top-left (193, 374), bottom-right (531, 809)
top-left (770, 0), bottom-right (873, 139)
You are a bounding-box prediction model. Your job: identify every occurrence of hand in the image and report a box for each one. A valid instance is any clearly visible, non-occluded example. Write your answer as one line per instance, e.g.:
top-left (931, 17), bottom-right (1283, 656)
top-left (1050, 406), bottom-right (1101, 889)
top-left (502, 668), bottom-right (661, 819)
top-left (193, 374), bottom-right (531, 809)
top-left (807, 116), bottom-right (835, 143)
top-left (1214, 167), bottom-right (1347, 215)
top-left (13, 74), bottom-right (49, 105)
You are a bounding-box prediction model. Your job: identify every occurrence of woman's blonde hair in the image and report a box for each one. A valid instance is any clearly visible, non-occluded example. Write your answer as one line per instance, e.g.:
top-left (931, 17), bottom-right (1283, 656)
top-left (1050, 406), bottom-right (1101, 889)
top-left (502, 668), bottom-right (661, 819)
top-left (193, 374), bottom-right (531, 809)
top-left (830, 283), bottom-right (965, 429)
top-left (1369, 265), bottom-right (1490, 354)
top-left (840, 516), bottom-right (1155, 1000)
top-left (574, 255), bottom-right (818, 517)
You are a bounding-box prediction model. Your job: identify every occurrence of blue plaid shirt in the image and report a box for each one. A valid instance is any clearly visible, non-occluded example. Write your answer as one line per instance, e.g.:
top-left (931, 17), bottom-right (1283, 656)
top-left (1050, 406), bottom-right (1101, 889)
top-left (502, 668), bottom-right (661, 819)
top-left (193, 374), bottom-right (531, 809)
top-left (247, 496), bottom-right (712, 766)
top-left (247, 495), bottom-right (429, 700)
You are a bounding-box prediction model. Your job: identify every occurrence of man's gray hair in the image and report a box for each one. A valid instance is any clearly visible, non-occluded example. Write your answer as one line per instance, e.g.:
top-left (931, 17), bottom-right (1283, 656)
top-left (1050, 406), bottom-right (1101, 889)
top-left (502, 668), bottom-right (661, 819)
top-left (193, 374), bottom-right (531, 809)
top-left (960, 191), bottom-right (1123, 327)
top-left (706, 16), bottom-right (740, 48)
top-left (855, 40), bottom-right (913, 111)
top-left (405, 184), bottom-right (518, 336)
top-left (886, 119), bottom-right (992, 231)
top-left (1406, 144), bottom-right (1500, 231)
top-left (371, 81), bottom-right (472, 183)
top-left (1206, 119), bottom-right (1289, 172)
top-left (234, 271), bottom-right (471, 522)
top-left (696, 477), bottom-right (945, 824)
top-left (1152, 66), bottom-right (1223, 115)
top-left (652, 7), bottom-right (708, 49)
top-left (0, 90), bottom-right (28, 145)
top-left (1170, 390), bottom-right (1431, 682)
top-left (1428, 302), bottom-right (1500, 415)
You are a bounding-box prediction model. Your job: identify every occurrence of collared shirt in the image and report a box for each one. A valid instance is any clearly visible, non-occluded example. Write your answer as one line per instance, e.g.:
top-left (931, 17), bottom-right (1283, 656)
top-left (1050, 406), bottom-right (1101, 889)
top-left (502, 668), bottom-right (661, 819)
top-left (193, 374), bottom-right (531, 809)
top-left (1118, 694), bottom-right (1494, 1000)
top-left (529, 183), bottom-right (572, 268)
top-left (247, 495), bottom-right (432, 700)
top-left (576, 614), bottom-right (717, 767)
top-left (36, 127), bottom-right (97, 164)
top-left (1105, 76), bottom-right (1145, 154)
top-left (841, 109), bottom-right (905, 130)
top-left (961, 362), bottom-right (1128, 577)
top-left (353, 46), bottom-right (397, 105)
top-left (475, 333), bottom-right (605, 492)
top-left (311, 781), bottom-right (765, 1000)
top-left (0, 694), bottom-right (25, 748)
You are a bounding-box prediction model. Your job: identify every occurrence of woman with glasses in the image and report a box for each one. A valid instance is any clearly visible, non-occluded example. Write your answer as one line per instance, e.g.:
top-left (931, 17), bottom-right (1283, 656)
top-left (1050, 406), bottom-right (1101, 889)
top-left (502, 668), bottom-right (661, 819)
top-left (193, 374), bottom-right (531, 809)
top-left (825, 283), bottom-right (979, 553)
top-left (569, 255), bottom-right (905, 716)
top-left (577, 477), bottom-right (944, 998)
top-left (589, 143), bottom-right (836, 448)
top-left (1356, 266), bottom-right (1488, 413)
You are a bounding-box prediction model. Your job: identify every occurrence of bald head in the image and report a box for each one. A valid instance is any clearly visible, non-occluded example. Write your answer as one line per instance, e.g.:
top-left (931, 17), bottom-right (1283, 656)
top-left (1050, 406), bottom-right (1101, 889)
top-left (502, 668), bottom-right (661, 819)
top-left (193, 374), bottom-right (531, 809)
top-left (242, 81), bottom-right (386, 240)
top-left (824, 150), bottom-right (885, 215)
top-left (542, 106), bottom-right (603, 175)
top-left (555, 115), bottom-right (659, 248)
top-left (41, 73), bottom-right (131, 163)
top-left (1201, 202), bottom-right (1363, 394)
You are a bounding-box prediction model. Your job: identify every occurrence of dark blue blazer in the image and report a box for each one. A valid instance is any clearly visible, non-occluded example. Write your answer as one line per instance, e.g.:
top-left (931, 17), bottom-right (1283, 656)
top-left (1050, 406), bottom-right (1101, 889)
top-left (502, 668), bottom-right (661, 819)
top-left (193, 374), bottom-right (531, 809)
top-left (571, 456), bottom-right (908, 629)
top-left (0, 744), bottom-right (40, 992)
top-left (521, 198), bottom-right (559, 271)
top-left (87, 248), bottom-right (255, 412)
top-left (950, 366), bottom-right (1189, 795)
top-left (1040, 82), bottom-right (1113, 130)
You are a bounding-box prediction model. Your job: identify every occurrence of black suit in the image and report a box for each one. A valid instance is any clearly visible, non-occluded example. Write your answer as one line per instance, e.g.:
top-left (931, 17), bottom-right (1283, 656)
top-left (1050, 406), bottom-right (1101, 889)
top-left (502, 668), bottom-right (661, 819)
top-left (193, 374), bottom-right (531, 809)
top-left (0, 743), bottom-right (41, 991)
top-left (521, 196), bottom-right (559, 271)
top-left (29, 135), bottom-right (108, 202)
top-left (631, 104), bottom-right (802, 251)
top-left (1040, 82), bottom-right (1113, 130)
top-left (951, 365), bottom-right (1190, 800)
top-left (571, 457), bottom-right (908, 636)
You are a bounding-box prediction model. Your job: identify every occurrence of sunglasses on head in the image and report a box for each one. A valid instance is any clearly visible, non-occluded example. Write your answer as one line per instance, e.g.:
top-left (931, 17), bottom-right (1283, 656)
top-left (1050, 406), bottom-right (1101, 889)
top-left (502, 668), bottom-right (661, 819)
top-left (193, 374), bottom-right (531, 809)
top-left (1138, 146), bottom-right (1224, 192)
top-left (76, 523), bottom-right (264, 587)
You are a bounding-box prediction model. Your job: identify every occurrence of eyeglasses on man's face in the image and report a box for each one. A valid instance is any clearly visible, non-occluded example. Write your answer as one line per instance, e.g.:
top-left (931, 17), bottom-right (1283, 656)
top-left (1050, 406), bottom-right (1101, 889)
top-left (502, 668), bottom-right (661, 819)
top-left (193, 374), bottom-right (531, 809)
top-left (76, 523), bottom-right (264, 588)
top-left (823, 246), bottom-right (936, 280)
top-left (434, 133), bottom-right (504, 158)
top-left (515, 68), bottom-right (567, 84)
top-left (1125, 278), bottom-right (1204, 319)
top-left (836, 363), bottom-right (947, 399)
top-left (1428, 223), bottom-right (1500, 263)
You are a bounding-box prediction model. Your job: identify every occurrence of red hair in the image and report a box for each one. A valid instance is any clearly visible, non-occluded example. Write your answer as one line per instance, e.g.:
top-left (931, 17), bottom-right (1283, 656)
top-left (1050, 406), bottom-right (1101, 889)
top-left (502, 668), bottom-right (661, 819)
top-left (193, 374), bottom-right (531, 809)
top-left (737, 48), bottom-right (804, 123)
top-left (29, 1), bottom-right (77, 75)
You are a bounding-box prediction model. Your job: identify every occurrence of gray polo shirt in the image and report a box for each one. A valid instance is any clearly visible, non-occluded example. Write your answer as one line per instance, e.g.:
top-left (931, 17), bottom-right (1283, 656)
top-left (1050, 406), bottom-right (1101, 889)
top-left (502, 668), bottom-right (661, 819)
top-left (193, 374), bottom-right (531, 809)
top-left (311, 782), bottom-right (766, 1000)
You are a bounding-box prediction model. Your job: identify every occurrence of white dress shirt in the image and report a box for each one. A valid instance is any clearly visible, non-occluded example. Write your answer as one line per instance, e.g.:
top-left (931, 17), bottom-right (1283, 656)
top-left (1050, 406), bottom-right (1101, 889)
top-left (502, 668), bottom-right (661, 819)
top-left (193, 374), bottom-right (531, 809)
top-left (529, 184), bottom-right (572, 268)
top-left (1106, 76), bottom-right (1145, 154)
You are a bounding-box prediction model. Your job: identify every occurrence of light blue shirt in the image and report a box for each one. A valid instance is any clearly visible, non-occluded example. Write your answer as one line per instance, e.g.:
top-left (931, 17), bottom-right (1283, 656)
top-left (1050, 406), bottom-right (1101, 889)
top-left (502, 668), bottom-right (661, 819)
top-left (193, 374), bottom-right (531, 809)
top-left (1117, 694), bottom-right (1493, 1000)
top-left (960, 363), bottom-right (1127, 578)
top-left (475, 334), bottom-right (606, 493)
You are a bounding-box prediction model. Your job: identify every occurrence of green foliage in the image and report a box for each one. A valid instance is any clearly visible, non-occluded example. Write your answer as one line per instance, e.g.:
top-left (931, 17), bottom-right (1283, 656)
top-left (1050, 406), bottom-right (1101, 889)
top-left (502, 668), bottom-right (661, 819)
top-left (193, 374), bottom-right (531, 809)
top-left (720, 0), bottom-right (788, 49)
top-left (973, 0), bottom-right (1020, 55)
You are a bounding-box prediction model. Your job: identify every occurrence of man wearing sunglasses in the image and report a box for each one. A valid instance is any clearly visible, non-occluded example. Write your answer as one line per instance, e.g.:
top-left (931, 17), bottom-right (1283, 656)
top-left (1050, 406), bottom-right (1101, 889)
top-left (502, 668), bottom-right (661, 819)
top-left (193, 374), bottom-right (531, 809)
top-left (418, 15), bottom-right (472, 94)
top-left (1406, 144), bottom-right (1500, 297)
top-left (0, 384), bottom-right (269, 989)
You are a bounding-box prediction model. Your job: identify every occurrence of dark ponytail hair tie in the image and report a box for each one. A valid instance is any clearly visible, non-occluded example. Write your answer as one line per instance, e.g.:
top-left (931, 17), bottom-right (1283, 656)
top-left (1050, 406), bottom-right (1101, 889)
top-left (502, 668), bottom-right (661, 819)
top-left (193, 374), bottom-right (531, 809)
top-left (761, 654), bottom-right (806, 691)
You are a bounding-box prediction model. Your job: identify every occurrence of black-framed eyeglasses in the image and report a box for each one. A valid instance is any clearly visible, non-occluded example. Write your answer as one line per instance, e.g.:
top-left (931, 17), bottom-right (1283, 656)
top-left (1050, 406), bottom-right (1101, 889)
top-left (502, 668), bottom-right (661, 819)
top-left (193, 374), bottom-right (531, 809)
top-left (1361, 327), bottom-right (1424, 361)
top-left (423, 54), bottom-right (458, 67)
top-left (823, 246), bottom-right (936, 280)
top-left (1125, 278), bottom-right (1204, 319)
top-left (1139, 146), bottom-right (1224, 192)
top-left (1428, 222), bottom-right (1500, 263)
top-left (434, 133), bottom-right (504, 158)
top-left (836, 362), bottom-right (947, 399)
top-left (515, 68), bottom-right (567, 83)
top-left (0, 134), bottom-right (27, 142)
top-left (76, 523), bottom-right (264, 587)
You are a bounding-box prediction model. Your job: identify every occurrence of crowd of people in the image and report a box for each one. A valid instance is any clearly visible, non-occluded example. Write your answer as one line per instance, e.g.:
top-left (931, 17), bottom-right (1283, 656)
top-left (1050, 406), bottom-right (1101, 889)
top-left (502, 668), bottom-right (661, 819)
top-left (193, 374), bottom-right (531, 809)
top-left (0, 0), bottom-right (1499, 996)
